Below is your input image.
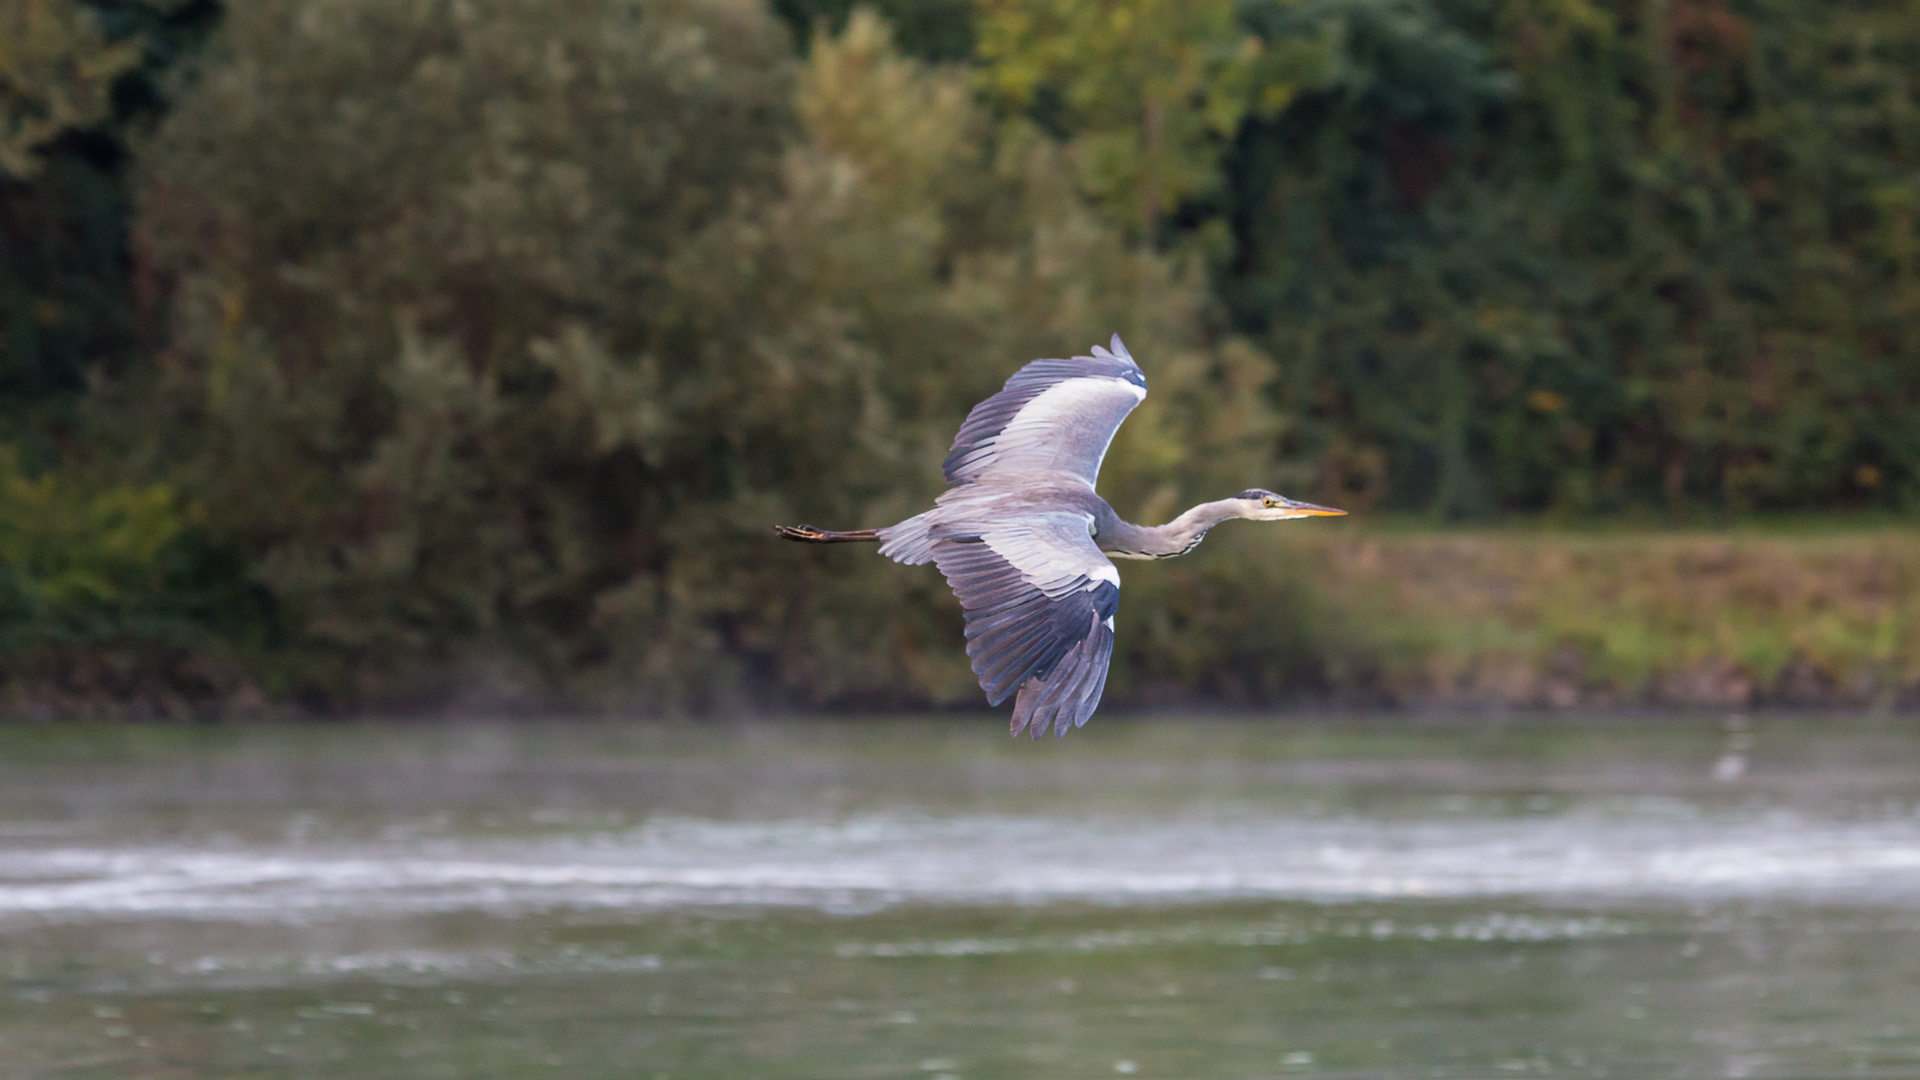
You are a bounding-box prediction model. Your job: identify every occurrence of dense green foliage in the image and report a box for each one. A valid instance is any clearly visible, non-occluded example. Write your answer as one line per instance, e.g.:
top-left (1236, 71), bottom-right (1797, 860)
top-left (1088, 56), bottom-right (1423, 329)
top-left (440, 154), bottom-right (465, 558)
top-left (970, 0), bottom-right (1920, 516)
top-left (1, 0), bottom-right (216, 414)
top-left (1, 0), bottom-right (1918, 713)
top-left (1222, 0), bottom-right (1920, 516)
top-left (128, 1), bottom-right (1270, 709)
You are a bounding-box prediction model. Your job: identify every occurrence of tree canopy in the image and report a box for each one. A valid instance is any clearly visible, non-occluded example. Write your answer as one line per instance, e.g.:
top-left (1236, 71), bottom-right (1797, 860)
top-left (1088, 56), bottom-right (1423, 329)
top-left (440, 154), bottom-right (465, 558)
top-left (2, 0), bottom-right (1918, 713)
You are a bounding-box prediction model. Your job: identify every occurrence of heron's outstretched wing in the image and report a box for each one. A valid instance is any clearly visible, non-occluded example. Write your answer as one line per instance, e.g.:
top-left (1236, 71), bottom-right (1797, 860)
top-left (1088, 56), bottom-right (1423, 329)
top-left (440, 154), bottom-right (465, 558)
top-left (943, 335), bottom-right (1147, 488)
top-left (930, 512), bottom-right (1119, 739)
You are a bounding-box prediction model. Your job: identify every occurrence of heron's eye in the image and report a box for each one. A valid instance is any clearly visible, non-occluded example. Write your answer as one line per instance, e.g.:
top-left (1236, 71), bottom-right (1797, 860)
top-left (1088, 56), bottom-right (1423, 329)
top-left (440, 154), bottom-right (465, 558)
top-left (1262, 498), bottom-right (1277, 508)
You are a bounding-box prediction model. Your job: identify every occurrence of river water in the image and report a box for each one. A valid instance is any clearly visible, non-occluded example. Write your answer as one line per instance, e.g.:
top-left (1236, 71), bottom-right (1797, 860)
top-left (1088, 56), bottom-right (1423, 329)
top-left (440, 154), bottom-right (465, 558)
top-left (4, 715), bottom-right (1920, 1078)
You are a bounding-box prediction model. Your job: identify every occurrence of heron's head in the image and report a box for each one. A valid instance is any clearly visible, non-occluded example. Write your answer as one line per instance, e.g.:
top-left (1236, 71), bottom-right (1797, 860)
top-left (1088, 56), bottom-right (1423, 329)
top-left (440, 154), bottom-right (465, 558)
top-left (1232, 489), bottom-right (1348, 521)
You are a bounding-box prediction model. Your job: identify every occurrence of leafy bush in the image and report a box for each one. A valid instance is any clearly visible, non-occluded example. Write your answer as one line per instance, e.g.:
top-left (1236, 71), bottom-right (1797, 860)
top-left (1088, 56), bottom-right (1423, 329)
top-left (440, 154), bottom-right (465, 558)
top-left (0, 448), bottom-right (265, 717)
top-left (133, 2), bottom-right (1276, 710)
top-left (0, 451), bottom-right (183, 643)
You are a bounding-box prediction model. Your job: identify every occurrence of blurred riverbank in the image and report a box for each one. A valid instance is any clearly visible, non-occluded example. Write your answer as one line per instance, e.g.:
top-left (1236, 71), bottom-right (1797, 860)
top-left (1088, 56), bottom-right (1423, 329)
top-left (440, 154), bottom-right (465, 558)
top-left (1117, 522), bottom-right (1920, 712)
top-left (8, 524), bottom-right (1918, 721)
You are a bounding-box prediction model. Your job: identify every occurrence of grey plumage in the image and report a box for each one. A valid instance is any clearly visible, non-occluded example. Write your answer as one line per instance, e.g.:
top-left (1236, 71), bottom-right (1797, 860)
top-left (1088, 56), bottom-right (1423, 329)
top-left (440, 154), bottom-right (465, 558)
top-left (779, 334), bottom-right (1346, 739)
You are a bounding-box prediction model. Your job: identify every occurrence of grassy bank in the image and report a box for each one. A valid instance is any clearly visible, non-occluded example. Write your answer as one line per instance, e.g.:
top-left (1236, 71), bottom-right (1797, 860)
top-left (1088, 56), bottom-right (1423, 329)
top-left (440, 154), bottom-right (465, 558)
top-left (1118, 525), bottom-right (1920, 710)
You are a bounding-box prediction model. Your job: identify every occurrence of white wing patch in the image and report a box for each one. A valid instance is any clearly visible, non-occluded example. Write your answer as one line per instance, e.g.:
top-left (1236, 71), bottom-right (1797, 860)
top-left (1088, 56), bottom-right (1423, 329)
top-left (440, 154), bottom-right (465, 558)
top-left (979, 515), bottom-right (1118, 597)
top-left (942, 341), bottom-right (1148, 488)
top-left (969, 376), bottom-right (1145, 484)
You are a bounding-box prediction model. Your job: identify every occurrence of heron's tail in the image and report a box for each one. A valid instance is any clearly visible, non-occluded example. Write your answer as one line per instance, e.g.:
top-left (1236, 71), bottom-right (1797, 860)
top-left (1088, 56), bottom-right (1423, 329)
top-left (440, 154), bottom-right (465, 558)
top-left (775, 524), bottom-right (880, 544)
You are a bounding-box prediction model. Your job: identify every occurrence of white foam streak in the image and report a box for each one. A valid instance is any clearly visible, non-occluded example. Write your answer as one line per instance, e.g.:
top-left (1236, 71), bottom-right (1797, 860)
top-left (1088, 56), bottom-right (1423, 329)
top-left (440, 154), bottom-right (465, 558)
top-left (5, 811), bottom-right (1920, 923)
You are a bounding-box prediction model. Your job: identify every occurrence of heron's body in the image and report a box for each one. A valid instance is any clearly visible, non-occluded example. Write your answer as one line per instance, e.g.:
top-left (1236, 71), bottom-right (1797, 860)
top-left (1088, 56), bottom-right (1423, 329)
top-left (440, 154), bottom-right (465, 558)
top-left (879, 478), bottom-right (1249, 561)
top-left (778, 336), bottom-right (1344, 739)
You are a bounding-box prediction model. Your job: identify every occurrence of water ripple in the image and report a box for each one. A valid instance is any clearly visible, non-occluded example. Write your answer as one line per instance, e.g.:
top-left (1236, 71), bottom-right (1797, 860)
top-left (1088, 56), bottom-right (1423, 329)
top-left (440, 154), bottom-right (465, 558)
top-left (4, 811), bottom-right (1920, 922)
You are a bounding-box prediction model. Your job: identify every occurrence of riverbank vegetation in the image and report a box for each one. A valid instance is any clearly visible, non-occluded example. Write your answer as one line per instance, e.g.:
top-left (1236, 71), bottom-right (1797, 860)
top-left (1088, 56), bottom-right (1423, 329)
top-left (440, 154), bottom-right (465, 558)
top-left (3, 0), bottom-right (1918, 717)
top-left (1115, 524), bottom-right (1920, 711)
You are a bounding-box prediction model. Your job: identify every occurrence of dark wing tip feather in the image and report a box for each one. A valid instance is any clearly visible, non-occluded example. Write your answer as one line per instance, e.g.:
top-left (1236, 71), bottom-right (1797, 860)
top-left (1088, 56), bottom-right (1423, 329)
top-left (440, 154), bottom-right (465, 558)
top-left (1089, 333), bottom-right (1138, 369)
top-left (1009, 614), bottom-right (1115, 740)
top-left (931, 536), bottom-right (1120, 725)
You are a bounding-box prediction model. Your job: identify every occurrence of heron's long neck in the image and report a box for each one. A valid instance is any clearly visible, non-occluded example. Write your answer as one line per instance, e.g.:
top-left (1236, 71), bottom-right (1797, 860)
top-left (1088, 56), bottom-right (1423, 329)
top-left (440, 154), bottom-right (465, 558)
top-left (1104, 499), bottom-right (1241, 560)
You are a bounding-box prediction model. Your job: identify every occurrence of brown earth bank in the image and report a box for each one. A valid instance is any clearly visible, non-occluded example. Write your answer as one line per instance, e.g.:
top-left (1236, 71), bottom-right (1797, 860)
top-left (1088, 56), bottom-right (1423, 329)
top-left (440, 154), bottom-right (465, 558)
top-left (0, 647), bottom-right (271, 722)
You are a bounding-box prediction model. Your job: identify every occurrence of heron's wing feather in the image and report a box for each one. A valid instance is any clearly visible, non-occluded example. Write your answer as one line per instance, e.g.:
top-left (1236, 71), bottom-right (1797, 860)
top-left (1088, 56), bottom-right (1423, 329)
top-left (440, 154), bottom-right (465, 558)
top-left (931, 512), bottom-right (1119, 738)
top-left (1009, 622), bottom-right (1113, 740)
top-left (943, 335), bottom-right (1146, 487)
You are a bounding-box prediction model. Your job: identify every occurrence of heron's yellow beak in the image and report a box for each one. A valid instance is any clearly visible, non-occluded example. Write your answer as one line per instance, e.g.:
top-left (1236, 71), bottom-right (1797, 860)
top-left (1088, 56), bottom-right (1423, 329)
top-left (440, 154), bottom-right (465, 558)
top-left (1288, 501), bottom-right (1347, 517)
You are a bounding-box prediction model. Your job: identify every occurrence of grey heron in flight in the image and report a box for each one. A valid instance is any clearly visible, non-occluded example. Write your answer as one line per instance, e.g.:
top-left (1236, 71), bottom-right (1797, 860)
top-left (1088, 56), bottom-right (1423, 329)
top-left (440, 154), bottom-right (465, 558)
top-left (777, 335), bottom-right (1345, 739)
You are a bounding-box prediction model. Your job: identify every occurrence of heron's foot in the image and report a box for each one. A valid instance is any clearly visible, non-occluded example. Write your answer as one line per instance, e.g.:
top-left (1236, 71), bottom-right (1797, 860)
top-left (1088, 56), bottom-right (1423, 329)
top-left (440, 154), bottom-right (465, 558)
top-left (775, 524), bottom-right (880, 543)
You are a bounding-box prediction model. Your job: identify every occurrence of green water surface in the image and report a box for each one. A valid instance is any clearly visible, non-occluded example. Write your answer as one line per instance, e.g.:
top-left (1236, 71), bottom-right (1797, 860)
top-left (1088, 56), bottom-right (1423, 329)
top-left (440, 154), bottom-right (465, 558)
top-left (3, 715), bottom-right (1919, 1079)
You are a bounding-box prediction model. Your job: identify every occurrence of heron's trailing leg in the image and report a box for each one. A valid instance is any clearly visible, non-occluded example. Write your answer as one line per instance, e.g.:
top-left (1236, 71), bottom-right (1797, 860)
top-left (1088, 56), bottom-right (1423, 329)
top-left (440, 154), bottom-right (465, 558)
top-left (776, 524), bottom-right (880, 543)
